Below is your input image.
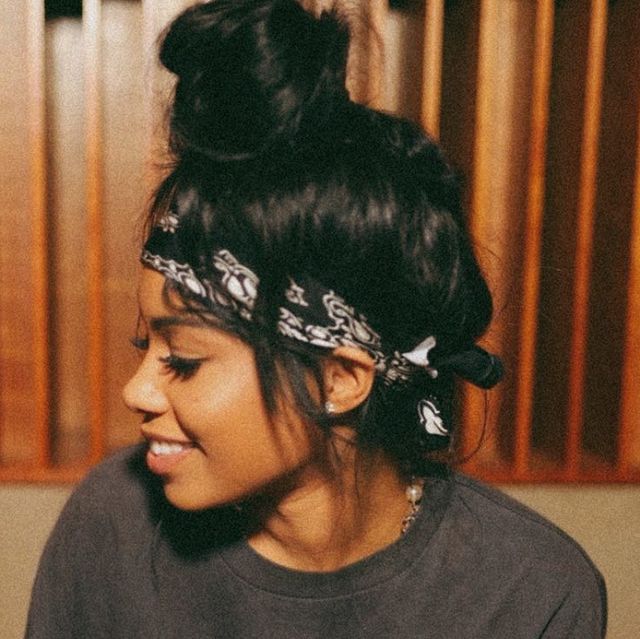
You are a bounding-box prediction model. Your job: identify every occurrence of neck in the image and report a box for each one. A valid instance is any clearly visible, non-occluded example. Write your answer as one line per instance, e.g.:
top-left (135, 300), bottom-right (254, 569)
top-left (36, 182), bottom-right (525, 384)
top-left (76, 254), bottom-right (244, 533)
top-left (245, 437), bottom-right (412, 572)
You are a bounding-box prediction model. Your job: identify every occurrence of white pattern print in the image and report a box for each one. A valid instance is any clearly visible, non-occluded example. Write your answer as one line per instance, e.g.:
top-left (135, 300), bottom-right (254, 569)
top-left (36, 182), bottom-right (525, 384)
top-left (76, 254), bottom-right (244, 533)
top-left (140, 251), bottom-right (209, 299)
top-left (212, 250), bottom-right (259, 313)
top-left (285, 278), bottom-right (309, 307)
top-left (277, 308), bottom-right (312, 343)
top-left (383, 354), bottom-right (414, 383)
top-left (278, 308), bottom-right (340, 349)
top-left (417, 399), bottom-right (448, 436)
top-left (157, 212), bottom-right (180, 233)
top-left (322, 291), bottom-right (382, 349)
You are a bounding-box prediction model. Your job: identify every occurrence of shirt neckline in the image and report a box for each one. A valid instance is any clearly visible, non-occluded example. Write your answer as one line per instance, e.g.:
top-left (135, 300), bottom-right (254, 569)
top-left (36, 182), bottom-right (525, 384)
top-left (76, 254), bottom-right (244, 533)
top-left (218, 472), bottom-right (454, 599)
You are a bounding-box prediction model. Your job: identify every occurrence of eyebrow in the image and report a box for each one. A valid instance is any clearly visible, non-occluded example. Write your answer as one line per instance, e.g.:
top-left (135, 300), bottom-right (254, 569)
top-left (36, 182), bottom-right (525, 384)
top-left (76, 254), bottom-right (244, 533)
top-left (149, 316), bottom-right (211, 332)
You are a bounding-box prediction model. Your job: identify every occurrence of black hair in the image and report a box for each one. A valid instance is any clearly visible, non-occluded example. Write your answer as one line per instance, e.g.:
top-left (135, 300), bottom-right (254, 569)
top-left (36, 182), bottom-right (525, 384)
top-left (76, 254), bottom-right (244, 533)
top-left (148, 0), bottom-right (494, 474)
top-left (160, 0), bottom-right (350, 160)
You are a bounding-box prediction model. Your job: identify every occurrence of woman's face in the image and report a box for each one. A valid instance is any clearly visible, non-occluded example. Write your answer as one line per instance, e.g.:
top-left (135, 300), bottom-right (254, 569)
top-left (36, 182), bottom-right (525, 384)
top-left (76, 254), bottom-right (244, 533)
top-left (122, 268), bottom-right (323, 511)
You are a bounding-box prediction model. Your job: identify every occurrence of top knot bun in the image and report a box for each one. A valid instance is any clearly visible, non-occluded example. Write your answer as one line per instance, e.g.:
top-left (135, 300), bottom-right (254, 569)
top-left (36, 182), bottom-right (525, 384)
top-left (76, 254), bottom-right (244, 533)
top-left (160, 0), bottom-right (351, 160)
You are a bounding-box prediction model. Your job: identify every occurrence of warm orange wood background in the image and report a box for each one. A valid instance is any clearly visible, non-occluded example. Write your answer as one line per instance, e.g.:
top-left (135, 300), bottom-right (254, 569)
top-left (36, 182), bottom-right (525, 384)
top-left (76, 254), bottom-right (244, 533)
top-left (1, 0), bottom-right (638, 483)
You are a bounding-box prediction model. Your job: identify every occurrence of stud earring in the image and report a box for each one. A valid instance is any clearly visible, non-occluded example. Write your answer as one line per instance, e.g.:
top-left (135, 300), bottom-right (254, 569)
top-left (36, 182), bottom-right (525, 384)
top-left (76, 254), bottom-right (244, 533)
top-left (325, 401), bottom-right (336, 415)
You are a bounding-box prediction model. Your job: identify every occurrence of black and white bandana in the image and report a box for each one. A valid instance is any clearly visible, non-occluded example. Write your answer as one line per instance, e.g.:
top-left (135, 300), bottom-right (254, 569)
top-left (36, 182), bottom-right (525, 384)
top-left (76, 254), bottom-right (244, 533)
top-left (141, 213), bottom-right (437, 386)
top-left (141, 212), bottom-right (502, 442)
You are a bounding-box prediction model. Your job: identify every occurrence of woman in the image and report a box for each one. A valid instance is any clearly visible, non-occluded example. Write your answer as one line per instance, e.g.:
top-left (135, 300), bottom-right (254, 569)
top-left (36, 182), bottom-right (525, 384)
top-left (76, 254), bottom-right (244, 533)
top-left (26, 1), bottom-right (606, 637)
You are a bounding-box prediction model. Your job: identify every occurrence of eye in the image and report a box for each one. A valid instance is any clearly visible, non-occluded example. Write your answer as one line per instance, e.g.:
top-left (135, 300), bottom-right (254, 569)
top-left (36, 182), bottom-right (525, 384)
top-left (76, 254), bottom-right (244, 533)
top-left (159, 354), bottom-right (204, 380)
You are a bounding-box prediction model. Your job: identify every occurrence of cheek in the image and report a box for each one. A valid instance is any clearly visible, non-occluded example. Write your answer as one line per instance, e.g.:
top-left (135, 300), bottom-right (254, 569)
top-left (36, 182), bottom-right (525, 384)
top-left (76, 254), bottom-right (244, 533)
top-left (161, 367), bottom-right (327, 510)
top-left (171, 370), bottom-right (261, 438)
top-left (169, 360), bottom-right (301, 447)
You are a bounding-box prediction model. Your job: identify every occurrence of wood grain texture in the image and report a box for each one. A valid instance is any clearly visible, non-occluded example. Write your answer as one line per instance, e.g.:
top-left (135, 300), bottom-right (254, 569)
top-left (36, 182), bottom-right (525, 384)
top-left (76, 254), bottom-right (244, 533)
top-left (588, 0), bottom-right (640, 474)
top-left (461, 0), bottom-right (497, 468)
top-left (46, 17), bottom-right (90, 465)
top-left (0, 2), bottom-right (40, 465)
top-left (421, 0), bottom-right (444, 138)
top-left (514, 0), bottom-right (555, 477)
top-left (84, 0), bottom-right (106, 464)
top-left (620, 118), bottom-right (640, 472)
top-left (438, 0), bottom-right (482, 463)
top-left (532, 2), bottom-right (591, 467)
top-left (565, 0), bottom-right (608, 478)
top-left (27, 0), bottom-right (51, 468)
top-left (102, 0), bottom-right (149, 452)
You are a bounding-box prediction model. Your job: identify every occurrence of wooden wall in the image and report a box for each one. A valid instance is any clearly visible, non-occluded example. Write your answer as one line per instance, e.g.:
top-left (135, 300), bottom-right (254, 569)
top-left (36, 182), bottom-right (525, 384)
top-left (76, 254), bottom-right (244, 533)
top-left (1, 0), bottom-right (638, 482)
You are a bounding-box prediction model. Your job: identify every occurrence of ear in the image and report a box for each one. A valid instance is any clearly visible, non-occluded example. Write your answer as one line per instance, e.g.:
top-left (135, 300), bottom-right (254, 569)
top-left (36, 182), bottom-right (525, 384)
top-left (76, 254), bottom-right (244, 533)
top-left (322, 346), bottom-right (376, 414)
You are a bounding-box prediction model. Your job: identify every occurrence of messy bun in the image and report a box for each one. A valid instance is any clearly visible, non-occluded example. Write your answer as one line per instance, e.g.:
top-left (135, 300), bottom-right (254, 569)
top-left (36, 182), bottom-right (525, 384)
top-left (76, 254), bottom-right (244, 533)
top-left (160, 0), bottom-right (350, 160)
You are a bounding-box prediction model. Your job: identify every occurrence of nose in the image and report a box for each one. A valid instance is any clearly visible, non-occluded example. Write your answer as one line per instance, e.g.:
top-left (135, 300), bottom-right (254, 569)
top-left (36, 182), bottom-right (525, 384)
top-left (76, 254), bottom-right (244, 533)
top-left (122, 356), bottom-right (169, 417)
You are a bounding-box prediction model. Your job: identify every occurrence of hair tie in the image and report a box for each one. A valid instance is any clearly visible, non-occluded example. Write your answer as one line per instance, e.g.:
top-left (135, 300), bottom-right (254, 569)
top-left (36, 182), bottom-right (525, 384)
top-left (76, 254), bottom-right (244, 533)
top-left (435, 345), bottom-right (504, 389)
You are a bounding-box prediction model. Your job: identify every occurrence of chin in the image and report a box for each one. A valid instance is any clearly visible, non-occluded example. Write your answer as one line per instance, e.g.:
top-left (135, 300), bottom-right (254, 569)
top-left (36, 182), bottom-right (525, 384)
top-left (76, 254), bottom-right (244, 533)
top-left (163, 481), bottom-right (219, 511)
top-left (162, 479), bottom-right (243, 512)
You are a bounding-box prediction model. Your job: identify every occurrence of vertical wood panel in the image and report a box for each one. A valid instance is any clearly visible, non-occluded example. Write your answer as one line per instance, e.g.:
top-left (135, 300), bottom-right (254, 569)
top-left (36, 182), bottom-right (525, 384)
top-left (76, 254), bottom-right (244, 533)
top-left (532, 3), bottom-right (591, 466)
top-left (84, 0), bottom-right (106, 464)
top-left (367, 0), bottom-right (387, 110)
top-left (565, 0), bottom-right (608, 477)
top-left (589, 0), bottom-right (640, 474)
top-left (620, 110), bottom-right (640, 472)
top-left (47, 17), bottom-right (89, 464)
top-left (438, 0), bottom-right (483, 463)
top-left (469, 0), bottom-right (496, 240)
top-left (2, 0), bottom-right (640, 484)
top-left (421, 0), bottom-right (444, 138)
top-left (27, 0), bottom-right (51, 468)
top-left (102, 0), bottom-right (148, 452)
top-left (343, 0), bottom-right (386, 107)
top-left (458, 0), bottom-right (540, 474)
top-left (462, 0), bottom-right (500, 468)
top-left (0, 2), bottom-right (40, 465)
top-left (514, 0), bottom-right (555, 477)
top-left (384, 2), bottom-right (425, 120)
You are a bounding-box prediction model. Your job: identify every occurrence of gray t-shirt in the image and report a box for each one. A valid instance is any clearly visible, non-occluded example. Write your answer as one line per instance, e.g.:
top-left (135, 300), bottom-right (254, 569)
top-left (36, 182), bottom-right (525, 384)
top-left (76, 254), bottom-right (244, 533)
top-left (26, 446), bottom-right (606, 638)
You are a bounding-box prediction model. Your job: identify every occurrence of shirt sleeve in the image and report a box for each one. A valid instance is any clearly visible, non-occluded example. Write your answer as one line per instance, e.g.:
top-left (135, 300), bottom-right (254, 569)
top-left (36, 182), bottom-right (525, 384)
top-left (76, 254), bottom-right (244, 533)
top-left (24, 474), bottom-right (119, 639)
top-left (539, 566), bottom-right (607, 639)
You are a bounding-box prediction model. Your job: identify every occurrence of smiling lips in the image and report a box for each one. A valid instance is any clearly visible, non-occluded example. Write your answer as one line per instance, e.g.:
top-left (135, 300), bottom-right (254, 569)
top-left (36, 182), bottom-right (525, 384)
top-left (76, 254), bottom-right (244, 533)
top-left (145, 438), bottom-right (195, 475)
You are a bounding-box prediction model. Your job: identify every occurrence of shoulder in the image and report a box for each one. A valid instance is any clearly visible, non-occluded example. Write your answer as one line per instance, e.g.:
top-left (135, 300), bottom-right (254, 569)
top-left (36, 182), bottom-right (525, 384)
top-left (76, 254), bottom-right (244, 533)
top-left (407, 473), bottom-right (607, 636)
top-left (445, 473), bottom-right (606, 605)
top-left (54, 444), bottom-right (161, 540)
top-left (449, 474), bottom-right (595, 556)
top-left (29, 446), bottom-right (161, 607)
top-left (26, 446), bottom-right (162, 637)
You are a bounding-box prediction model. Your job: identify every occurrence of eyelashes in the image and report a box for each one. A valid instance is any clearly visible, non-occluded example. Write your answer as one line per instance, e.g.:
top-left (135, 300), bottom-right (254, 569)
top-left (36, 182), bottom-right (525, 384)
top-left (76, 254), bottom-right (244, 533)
top-left (158, 354), bottom-right (203, 380)
top-left (129, 336), bottom-right (204, 381)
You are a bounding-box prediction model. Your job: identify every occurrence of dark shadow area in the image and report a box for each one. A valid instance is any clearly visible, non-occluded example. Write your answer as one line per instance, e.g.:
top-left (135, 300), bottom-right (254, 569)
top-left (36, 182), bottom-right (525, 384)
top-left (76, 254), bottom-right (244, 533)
top-left (45, 0), bottom-right (82, 20)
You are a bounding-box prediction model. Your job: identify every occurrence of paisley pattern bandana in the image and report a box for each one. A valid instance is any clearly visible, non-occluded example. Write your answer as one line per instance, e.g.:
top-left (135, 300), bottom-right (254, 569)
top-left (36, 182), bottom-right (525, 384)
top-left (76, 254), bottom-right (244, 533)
top-left (141, 212), bottom-right (437, 388)
top-left (141, 211), bottom-right (502, 442)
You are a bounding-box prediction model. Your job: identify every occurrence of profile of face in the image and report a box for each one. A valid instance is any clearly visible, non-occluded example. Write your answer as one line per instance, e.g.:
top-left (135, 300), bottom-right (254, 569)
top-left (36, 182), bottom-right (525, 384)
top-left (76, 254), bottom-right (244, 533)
top-left (122, 268), bottom-right (324, 511)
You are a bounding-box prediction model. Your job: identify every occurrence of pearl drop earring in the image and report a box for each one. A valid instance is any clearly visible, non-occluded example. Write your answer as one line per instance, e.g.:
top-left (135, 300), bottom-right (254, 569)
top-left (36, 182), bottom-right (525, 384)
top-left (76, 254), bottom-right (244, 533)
top-left (325, 401), bottom-right (336, 415)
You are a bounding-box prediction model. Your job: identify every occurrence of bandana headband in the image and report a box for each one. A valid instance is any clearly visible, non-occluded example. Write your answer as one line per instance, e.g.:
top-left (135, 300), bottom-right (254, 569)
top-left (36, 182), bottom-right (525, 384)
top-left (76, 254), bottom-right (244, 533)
top-left (141, 214), bottom-right (437, 387)
top-left (141, 212), bottom-right (503, 444)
